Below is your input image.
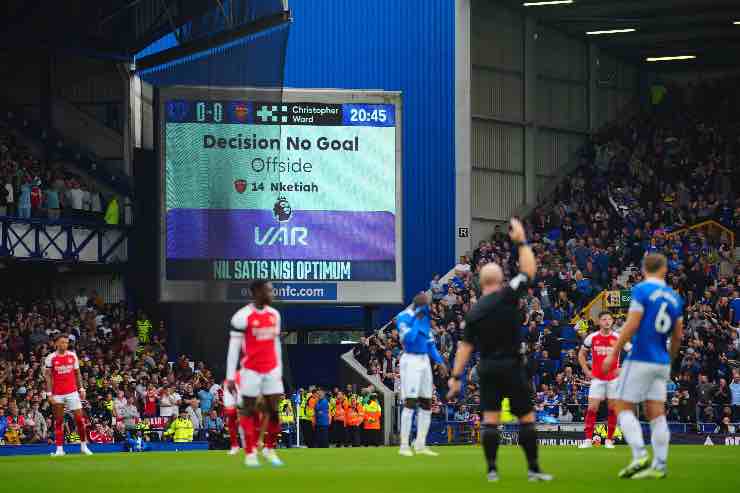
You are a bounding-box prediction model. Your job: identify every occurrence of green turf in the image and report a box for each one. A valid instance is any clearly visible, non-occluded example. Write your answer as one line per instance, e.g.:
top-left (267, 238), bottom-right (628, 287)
top-left (1, 445), bottom-right (737, 493)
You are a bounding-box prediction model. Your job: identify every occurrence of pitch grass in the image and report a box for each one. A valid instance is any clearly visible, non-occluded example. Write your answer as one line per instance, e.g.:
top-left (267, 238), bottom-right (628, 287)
top-left (1, 445), bottom-right (738, 493)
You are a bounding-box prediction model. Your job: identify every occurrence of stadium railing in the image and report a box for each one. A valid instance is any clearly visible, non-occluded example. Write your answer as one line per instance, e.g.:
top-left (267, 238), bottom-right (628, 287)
top-left (0, 216), bottom-right (129, 263)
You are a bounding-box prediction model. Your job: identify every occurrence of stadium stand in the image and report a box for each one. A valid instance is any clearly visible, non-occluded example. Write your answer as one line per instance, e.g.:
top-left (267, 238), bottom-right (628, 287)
top-left (0, 124), bottom-right (122, 225)
top-left (351, 76), bottom-right (740, 432)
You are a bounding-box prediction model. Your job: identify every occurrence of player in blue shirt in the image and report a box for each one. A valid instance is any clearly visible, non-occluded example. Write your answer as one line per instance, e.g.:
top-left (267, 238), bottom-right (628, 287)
top-left (602, 253), bottom-right (684, 480)
top-left (397, 292), bottom-right (447, 457)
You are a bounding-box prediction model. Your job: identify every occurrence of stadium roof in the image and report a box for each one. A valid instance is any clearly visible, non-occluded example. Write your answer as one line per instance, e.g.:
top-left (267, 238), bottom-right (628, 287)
top-left (498, 0), bottom-right (740, 69)
top-left (0, 0), bottom-right (285, 60)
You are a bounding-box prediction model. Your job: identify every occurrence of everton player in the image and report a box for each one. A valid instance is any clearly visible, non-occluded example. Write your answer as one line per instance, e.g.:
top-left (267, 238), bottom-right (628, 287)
top-left (45, 334), bottom-right (93, 456)
top-left (578, 311), bottom-right (621, 449)
top-left (602, 254), bottom-right (684, 479)
top-left (225, 279), bottom-right (284, 467)
top-left (397, 292), bottom-right (447, 457)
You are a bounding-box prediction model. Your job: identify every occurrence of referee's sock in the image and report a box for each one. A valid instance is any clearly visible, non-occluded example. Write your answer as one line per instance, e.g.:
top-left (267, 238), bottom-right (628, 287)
top-left (481, 424), bottom-right (500, 473)
top-left (518, 423), bottom-right (541, 473)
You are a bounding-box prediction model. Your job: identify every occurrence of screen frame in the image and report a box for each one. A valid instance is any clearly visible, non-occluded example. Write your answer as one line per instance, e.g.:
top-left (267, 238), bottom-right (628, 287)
top-left (157, 86), bottom-right (403, 304)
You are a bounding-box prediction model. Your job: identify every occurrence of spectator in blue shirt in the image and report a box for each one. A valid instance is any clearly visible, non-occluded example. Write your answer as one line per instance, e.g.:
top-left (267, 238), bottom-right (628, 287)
top-left (730, 373), bottom-right (740, 421)
top-left (573, 239), bottom-right (591, 271)
top-left (575, 271), bottom-right (593, 298)
top-left (430, 274), bottom-right (444, 301)
top-left (18, 178), bottom-right (32, 219)
top-left (314, 390), bottom-right (330, 448)
top-left (0, 408), bottom-right (7, 439)
top-left (730, 291), bottom-right (740, 325)
top-left (204, 409), bottom-right (224, 437)
top-left (197, 385), bottom-right (214, 413)
top-left (44, 184), bottom-right (61, 220)
top-left (544, 389), bottom-right (561, 417)
top-left (450, 275), bottom-right (465, 291)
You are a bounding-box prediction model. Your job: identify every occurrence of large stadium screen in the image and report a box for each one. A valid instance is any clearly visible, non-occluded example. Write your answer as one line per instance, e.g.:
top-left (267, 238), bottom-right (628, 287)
top-left (158, 87), bottom-right (403, 304)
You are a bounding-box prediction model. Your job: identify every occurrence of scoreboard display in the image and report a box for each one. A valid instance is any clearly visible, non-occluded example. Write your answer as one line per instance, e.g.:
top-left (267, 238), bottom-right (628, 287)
top-left (158, 87), bottom-right (403, 304)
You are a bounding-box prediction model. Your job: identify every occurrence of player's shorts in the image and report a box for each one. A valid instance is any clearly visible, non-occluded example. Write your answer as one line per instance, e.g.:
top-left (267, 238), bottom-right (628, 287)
top-left (479, 358), bottom-right (532, 417)
top-left (223, 386), bottom-right (239, 409)
top-left (239, 367), bottom-right (284, 398)
top-left (588, 377), bottom-right (620, 400)
top-left (400, 352), bottom-right (433, 400)
top-left (615, 360), bottom-right (670, 403)
top-left (51, 391), bottom-right (82, 411)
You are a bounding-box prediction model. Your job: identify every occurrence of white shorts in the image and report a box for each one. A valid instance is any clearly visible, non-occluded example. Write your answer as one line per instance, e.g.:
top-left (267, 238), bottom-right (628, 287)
top-left (400, 353), bottom-right (433, 400)
top-left (615, 360), bottom-right (670, 403)
top-left (239, 367), bottom-right (284, 398)
top-left (223, 387), bottom-right (239, 409)
top-left (52, 391), bottom-right (82, 411)
top-left (588, 377), bottom-right (619, 400)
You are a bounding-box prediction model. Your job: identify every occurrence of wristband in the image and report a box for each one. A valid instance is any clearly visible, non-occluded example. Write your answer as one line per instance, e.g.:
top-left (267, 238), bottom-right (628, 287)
top-left (450, 375), bottom-right (462, 381)
top-left (513, 240), bottom-right (528, 247)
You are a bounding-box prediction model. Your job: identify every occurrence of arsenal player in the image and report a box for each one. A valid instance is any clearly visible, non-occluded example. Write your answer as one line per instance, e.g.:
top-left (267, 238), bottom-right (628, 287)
top-left (222, 371), bottom-right (242, 455)
top-left (578, 312), bottom-right (621, 449)
top-left (225, 279), bottom-right (284, 468)
top-left (45, 334), bottom-right (93, 456)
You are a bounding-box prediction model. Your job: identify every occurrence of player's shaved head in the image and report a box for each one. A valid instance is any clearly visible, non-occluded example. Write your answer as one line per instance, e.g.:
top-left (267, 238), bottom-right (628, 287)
top-left (413, 292), bottom-right (429, 307)
top-left (480, 263), bottom-right (504, 294)
top-left (643, 253), bottom-right (667, 275)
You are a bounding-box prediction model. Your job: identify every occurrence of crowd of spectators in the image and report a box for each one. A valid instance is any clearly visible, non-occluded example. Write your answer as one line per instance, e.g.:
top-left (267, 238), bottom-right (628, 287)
top-left (0, 290), bottom-right (228, 446)
top-left (356, 78), bottom-right (740, 431)
top-left (0, 129), bottom-right (119, 224)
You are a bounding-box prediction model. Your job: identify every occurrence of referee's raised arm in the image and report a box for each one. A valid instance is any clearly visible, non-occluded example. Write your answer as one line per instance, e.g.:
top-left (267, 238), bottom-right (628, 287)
top-left (509, 218), bottom-right (536, 280)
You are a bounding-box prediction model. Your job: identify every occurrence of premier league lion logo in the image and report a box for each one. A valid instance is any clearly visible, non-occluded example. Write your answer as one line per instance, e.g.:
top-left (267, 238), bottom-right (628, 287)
top-left (273, 196), bottom-right (292, 223)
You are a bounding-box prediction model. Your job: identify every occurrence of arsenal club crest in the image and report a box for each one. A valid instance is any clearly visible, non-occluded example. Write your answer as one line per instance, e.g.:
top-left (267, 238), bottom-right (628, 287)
top-left (234, 179), bottom-right (247, 194)
top-left (231, 102), bottom-right (249, 122)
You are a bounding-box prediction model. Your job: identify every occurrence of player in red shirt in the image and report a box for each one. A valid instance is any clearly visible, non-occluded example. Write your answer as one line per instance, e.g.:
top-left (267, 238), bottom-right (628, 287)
top-left (222, 371), bottom-right (242, 455)
top-left (225, 279), bottom-right (284, 468)
top-left (578, 311), bottom-right (621, 449)
top-left (44, 334), bottom-right (93, 456)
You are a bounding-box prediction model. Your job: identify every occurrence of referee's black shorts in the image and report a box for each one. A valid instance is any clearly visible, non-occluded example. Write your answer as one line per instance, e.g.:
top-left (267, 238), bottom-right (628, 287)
top-left (479, 357), bottom-right (533, 417)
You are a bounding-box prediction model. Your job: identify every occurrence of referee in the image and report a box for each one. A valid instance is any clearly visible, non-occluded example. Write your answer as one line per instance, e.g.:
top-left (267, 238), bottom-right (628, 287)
top-left (447, 218), bottom-right (553, 482)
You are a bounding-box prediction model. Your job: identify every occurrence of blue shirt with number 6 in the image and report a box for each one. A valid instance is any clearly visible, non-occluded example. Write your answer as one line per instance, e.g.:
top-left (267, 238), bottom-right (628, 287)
top-left (627, 279), bottom-right (684, 365)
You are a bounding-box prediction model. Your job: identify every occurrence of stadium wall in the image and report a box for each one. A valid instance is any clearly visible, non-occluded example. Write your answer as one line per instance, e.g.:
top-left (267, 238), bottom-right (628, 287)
top-left (469, 1), bottom-right (639, 244)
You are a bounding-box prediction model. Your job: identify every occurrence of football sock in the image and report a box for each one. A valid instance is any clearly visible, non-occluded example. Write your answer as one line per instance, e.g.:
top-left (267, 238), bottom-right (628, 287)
top-left (225, 408), bottom-right (240, 449)
top-left (650, 415), bottom-right (670, 470)
top-left (54, 416), bottom-right (64, 447)
top-left (519, 422), bottom-right (541, 473)
top-left (607, 408), bottom-right (617, 440)
top-left (618, 410), bottom-right (647, 460)
top-left (239, 414), bottom-right (257, 454)
top-left (74, 415), bottom-right (87, 443)
top-left (400, 407), bottom-right (414, 448)
top-left (584, 409), bottom-right (597, 440)
top-left (265, 416), bottom-right (281, 449)
top-left (481, 424), bottom-right (500, 473)
top-left (415, 409), bottom-right (431, 449)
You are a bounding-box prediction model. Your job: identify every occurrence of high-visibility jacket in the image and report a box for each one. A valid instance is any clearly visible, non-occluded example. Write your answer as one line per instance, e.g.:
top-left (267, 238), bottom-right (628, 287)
top-left (329, 397), bottom-right (337, 417)
top-left (279, 399), bottom-right (294, 425)
top-left (104, 197), bottom-right (119, 225)
top-left (346, 404), bottom-right (363, 427)
top-left (333, 399), bottom-right (347, 423)
top-left (363, 401), bottom-right (381, 430)
top-left (298, 394), bottom-right (308, 420)
top-left (164, 417), bottom-right (193, 443)
top-left (136, 319), bottom-right (152, 344)
top-left (306, 395), bottom-right (317, 423)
